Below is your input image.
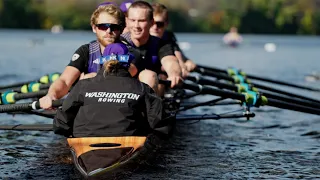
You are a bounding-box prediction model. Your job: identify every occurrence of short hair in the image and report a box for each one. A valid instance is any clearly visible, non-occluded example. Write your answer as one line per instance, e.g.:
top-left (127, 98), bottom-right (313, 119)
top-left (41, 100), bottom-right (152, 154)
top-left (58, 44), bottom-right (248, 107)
top-left (128, 1), bottom-right (153, 21)
top-left (152, 3), bottom-right (168, 22)
top-left (90, 4), bottom-right (125, 28)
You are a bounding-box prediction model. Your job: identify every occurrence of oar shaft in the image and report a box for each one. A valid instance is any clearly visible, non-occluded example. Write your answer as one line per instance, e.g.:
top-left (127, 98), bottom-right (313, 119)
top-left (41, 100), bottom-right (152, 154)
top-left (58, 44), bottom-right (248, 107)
top-left (259, 90), bottom-right (320, 109)
top-left (194, 68), bottom-right (235, 82)
top-left (176, 113), bottom-right (255, 121)
top-left (188, 76), bottom-right (320, 109)
top-left (0, 99), bottom-right (63, 113)
top-left (0, 82), bottom-right (28, 90)
top-left (252, 82), bottom-right (320, 104)
top-left (10, 83), bottom-right (51, 93)
top-left (247, 74), bottom-right (320, 91)
top-left (14, 90), bottom-right (48, 101)
top-left (196, 65), bottom-right (226, 74)
top-left (0, 124), bottom-right (53, 131)
top-left (267, 98), bottom-right (320, 116)
top-left (187, 76), bottom-right (238, 91)
top-left (194, 68), bottom-right (320, 104)
top-left (182, 82), bottom-right (246, 102)
top-left (196, 65), bottom-right (320, 92)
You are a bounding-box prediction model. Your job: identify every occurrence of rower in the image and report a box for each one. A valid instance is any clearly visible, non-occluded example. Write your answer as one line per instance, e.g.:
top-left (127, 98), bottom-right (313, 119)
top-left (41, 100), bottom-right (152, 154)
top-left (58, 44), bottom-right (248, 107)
top-left (120, 1), bottom-right (183, 96)
top-left (53, 43), bottom-right (171, 139)
top-left (223, 26), bottom-right (243, 47)
top-left (119, 0), bottom-right (134, 34)
top-left (39, 4), bottom-right (127, 109)
top-left (150, 3), bottom-right (197, 75)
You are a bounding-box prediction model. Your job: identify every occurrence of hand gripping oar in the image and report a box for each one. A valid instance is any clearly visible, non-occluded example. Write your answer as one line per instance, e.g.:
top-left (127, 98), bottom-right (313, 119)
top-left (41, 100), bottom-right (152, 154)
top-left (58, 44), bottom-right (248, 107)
top-left (0, 99), bottom-right (64, 113)
top-left (0, 73), bottom-right (60, 91)
top-left (186, 76), bottom-right (320, 109)
top-left (196, 65), bottom-right (320, 92)
top-left (194, 67), bottom-right (320, 104)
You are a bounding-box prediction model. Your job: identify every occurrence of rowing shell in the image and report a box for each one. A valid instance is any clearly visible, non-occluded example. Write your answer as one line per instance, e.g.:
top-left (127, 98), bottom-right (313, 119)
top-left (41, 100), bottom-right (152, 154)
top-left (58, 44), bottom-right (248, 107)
top-left (66, 89), bottom-right (180, 178)
top-left (305, 73), bottom-right (320, 82)
top-left (67, 136), bottom-right (147, 177)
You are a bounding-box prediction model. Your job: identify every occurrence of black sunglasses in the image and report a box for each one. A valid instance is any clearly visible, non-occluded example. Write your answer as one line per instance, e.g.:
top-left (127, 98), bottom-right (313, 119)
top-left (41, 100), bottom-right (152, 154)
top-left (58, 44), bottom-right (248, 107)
top-left (155, 21), bottom-right (165, 28)
top-left (95, 23), bottom-right (121, 32)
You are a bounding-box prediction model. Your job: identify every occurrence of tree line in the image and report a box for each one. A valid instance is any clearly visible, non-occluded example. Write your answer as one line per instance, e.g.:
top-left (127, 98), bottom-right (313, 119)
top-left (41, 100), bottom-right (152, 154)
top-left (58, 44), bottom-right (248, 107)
top-left (1, 0), bottom-right (320, 34)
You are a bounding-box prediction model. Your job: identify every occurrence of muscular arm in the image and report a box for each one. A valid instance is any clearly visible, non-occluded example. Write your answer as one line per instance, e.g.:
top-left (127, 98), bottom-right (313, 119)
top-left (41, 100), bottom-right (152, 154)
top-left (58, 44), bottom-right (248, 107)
top-left (47, 66), bottom-right (81, 99)
top-left (161, 55), bottom-right (182, 78)
top-left (47, 44), bottom-right (89, 99)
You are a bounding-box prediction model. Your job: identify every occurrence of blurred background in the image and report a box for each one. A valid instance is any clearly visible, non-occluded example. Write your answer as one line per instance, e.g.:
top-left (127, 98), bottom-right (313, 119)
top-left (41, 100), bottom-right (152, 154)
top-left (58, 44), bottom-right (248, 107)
top-left (1, 0), bottom-right (320, 34)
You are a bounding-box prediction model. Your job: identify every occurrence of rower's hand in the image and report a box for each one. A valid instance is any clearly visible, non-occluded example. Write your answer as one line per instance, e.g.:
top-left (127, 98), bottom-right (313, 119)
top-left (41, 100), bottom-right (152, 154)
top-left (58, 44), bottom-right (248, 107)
top-left (180, 63), bottom-right (189, 79)
top-left (39, 95), bottom-right (56, 109)
top-left (167, 75), bottom-right (183, 88)
top-left (80, 72), bottom-right (97, 80)
top-left (185, 60), bottom-right (196, 72)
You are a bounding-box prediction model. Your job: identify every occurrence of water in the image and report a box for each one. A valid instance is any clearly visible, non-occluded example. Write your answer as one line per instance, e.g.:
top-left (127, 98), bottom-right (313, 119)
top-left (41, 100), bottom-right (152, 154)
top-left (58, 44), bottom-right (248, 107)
top-left (0, 30), bottom-right (320, 179)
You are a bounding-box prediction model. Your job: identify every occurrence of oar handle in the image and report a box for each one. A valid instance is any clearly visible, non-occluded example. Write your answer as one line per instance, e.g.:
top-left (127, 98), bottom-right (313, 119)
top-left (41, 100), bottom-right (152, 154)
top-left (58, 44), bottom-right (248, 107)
top-left (0, 99), bottom-right (64, 113)
top-left (158, 79), bottom-right (171, 87)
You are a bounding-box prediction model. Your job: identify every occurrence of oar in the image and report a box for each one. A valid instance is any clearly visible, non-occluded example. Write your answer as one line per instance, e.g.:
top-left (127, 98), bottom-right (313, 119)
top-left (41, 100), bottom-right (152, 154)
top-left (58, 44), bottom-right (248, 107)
top-left (186, 76), bottom-right (320, 109)
top-left (0, 112), bottom-right (255, 131)
top-left (8, 83), bottom-right (51, 93)
top-left (179, 81), bottom-right (320, 115)
top-left (0, 124), bottom-right (53, 131)
top-left (0, 99), bottom-right (63, 113)
top-left (0, 73), bottom-right (60, 91)
top-left (196, 65), bottom-right (320, 92)
top-left (194, 67), bottom-right (320, 104)
top-left (0, 90), bottom-right (48, 105)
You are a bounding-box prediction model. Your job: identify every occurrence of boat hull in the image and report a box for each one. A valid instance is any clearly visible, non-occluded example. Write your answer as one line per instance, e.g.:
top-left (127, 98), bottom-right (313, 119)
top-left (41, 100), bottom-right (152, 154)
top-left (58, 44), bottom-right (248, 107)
top-left (67, 90), bottom-right (181, 177)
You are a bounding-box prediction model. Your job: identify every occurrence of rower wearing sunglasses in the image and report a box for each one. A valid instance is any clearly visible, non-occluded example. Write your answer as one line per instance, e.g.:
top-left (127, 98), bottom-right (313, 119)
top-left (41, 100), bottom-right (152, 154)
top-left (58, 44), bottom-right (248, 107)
top-left (54, 43), bottom-right (170, 139)
top-left (120, 1), bottom-right (183, 96)
top-left (150, 3), bottom-right (197, 76)
top-left (39, 4), bottom-right (128, 109)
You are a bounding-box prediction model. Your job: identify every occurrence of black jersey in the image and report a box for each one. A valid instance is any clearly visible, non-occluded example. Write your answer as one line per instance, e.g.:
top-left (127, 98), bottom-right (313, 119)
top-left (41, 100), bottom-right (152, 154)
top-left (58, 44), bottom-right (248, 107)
top-left (162, 30), bottom-right (181, 52)
top-left (120, 32), bottom-right (174, 74)
top-left (162, 30), bottom-right (189, 61)
top-left (67, 44), bottom-right (90, 74)
top-left (53, 68), bottom-right (171, 138)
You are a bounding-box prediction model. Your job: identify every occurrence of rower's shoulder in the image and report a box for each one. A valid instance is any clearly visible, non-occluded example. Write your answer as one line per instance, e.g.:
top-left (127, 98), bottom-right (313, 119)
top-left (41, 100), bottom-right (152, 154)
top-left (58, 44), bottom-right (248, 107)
top-left (120, 32), bottom-right (131, 42)
top-left (75, 43), bottom-right (90, 53)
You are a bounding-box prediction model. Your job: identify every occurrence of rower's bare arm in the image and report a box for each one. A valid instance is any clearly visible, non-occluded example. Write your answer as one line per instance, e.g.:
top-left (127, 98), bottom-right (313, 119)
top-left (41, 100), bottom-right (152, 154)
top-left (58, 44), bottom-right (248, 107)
top-left (161, 55), bottom-right (182, 77)
top-left (48, 66), bottom-right (81, 99)
top-left (161, 55), bottom-right (183, 87)
top-left (174, 50), bottom-right (189, 77)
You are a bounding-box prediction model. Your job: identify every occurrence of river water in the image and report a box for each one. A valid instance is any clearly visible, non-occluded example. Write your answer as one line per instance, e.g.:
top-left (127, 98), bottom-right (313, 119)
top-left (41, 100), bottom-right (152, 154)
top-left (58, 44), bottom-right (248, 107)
top-left (0, 30), bottom-right (320, 179)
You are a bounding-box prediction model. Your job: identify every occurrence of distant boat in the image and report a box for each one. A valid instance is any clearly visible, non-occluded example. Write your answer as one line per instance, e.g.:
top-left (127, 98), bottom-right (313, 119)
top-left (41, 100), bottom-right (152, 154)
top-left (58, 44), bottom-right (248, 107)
top-left (223, 27), bottom-right (242, 48)
top-left (225, 40), bottom-right (241, 48)
top-left (305, 72), bottom-right (320, 82)
top-left (51, 25), bottom-right (64, 34)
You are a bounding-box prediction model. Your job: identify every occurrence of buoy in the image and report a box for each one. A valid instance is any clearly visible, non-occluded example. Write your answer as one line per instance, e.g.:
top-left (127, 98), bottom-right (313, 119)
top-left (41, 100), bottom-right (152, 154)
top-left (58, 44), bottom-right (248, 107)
top-left (264, 43), bottom-right (276, 52)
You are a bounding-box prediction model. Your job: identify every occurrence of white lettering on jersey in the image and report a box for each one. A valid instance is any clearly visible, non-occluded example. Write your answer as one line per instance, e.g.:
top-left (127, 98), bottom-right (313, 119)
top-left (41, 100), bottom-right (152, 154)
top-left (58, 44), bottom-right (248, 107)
top-left (86, 92), bottom-right (140, 104)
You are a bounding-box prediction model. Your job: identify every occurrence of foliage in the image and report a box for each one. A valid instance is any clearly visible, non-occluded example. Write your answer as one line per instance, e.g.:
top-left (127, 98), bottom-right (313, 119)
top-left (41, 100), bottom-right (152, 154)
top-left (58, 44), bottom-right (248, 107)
top-left (1, 0), bottom-right (320, 34)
